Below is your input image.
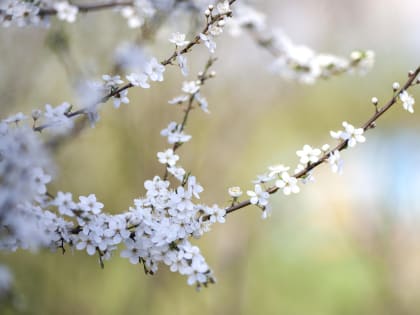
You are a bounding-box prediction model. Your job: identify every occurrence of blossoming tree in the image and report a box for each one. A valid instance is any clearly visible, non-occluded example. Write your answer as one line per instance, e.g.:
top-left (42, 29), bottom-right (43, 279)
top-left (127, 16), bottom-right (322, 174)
top-left (0, 0), bottom-right (418, 307)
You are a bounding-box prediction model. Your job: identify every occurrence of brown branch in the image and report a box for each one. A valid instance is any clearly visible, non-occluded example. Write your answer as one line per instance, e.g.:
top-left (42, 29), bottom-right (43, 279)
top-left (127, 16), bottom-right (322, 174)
top-left (226, 66), bottom-right (420, 215)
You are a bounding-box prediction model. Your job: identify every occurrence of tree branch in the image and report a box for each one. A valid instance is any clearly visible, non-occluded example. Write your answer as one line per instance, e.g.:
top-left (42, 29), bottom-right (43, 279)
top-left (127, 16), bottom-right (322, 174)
top-left (225, 66), bottom-right (420, 215)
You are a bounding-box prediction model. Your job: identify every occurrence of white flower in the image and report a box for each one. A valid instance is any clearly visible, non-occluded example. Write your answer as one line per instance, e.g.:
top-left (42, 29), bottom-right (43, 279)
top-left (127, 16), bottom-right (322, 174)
top-left (330, 121), bottom-right (366, 147)
top-left (3, 112), bottom-right (28, 124)
top-left (102, 74), bottom-right (124, 88)
top-left (252, 173), bottom-right (273, 184)
top-left (54, 1), bottom-right (78, 23)
top-left (261, 204), bottom-right (272, 220)
top-left (182, 81), bottom-right (200, 94)
top-left (121, 239), bottom-right (142, 264)
top-left (247, 184), bottom-right (269, 206)
top-left (399, 90), bottom-right (415, 113)
top-left (177, 54), bottom-right (188, 76)
top-left (268, 164), bottom-right (290, 177)
top-left (206, 205), bottom-right (226, 224)
top-left (44, 103), bottom-right (74, 134)
top-left (228, 186), bottom-right (243, 198)
top-left (294, 164), bottom-right (315, 184)
top-left (54, 191), bottom-right (76, 217)
top-left (195, 94), bottom-right (209, 113)
top-left (167, 166), bottom-right (186, 181)
top-left (275, 172), bottom-right (300, 195)
top-left (187, 176), bottom-right (203, 199)
top-left (328, 150), bottom-right (344, 174)
top-left (144, 176), bottom-right (169, 198)
top-left (168, 95), bottom-right (189, 105)
top-left (296, 145), bottom-right (321, 164)
top-left (208, 24), bottom-right (223, 36)
top-left (31, 167), bottom-right (51, 195)
top-left (161, 122), bottom-right (192, 144)
top-left (78, 194), bottom-right (104, 214)
top-left (199, 33), bottom-right (216, 54)
top-left (145, 58), bottom-right (165, 82)
top-left (157, 149), bottom-right (179, 166)
top-left (113, 89), bottom-right (129, 108)
top-left (169, 32), bottom-right (189, 47)
top-left (126, 73), bottom-right (150, 88)
top-left (217, 1), bottom-right (231, 15)
top-left (75, 234), bottom-right (97, 256)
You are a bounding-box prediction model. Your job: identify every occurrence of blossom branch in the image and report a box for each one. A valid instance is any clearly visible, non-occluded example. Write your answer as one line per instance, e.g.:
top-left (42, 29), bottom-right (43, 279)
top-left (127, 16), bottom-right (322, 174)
top-left (226, 66), bottom-right (420, 215)
top-left (32, 1), bottom-right (236, 133)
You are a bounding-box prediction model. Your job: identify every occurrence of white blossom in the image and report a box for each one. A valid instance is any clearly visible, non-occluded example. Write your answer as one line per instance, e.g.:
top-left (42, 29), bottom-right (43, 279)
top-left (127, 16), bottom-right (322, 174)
top-left (112, 89), bottom-right (130, 108)
top-left (268, 164), bottom-right (290, 178)
top-left (167, 166), bottom-right (186, 181)
top-left (160, 122), bottom-right (192, 144)
top-left (168, 95), bottom-right (189, 105)
top-left (330, 121), bottom-right (366, 147)
top-left (217, 1), bottom-right (231, 15)
top-left (177, 54), bottom-right (189, 76)
top-left (54, 1), bottom-right (78, 23)
top-left (199, 33), bottom-right (216, 54)
top-left (169, 32), bottom-right (189, 47)
top-left (182, 81), bottom-right (200, 94)
top-left (252, 173), bottom-right (273, 184)
top-left (247, 184), bottom-right (269, 206)
top-left (228, 186), bottom-right (243, 198)
top-left (275, 172), bottom-right (300, 195)
top-left (399, 90), bottom-right (415, 113)
top-left (43, 103), bottom-right (74, 134)
top-left (327, 150), bottom-right (344, 174)
top-left (296, 145), bottom-right (321, 164)
top-left (3, 112), bottom-right (28, 124)
top-left (102, 75), bottom-right (124, 88)
top-left (54, 192), bottom-right (76, 217)
top-left (126, 73), bottom-right (150, 88)
top-left (157, 149), bottom-right (179, 166)
top-left (145, 58), bottom-right (165, 82)
top-left (78, 194), bottom-right (104, 215)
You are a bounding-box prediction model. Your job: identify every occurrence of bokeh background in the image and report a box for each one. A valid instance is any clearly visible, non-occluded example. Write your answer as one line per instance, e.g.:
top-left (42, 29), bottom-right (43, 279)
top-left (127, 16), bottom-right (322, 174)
top-left (1, 0), bottom-right (420, 314)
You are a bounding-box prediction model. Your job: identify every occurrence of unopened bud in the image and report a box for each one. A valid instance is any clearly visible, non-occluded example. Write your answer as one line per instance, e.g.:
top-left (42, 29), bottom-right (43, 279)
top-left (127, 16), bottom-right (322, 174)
top-left (32, 109), bottom-right (42, 120)
top-left (371, 97), bottom-right (378, 105)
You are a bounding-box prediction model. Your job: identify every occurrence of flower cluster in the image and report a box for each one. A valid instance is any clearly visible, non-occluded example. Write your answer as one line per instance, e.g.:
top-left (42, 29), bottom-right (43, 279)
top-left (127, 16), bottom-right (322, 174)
top-left (230, 119), bottom-right (370, 218)
top-left (0, 113), bottom-right (227, 289)
top-left (330, 121), bottom-right (366, 148)
top-left (1, 0), bottom-right (420, 297)
top-left (0, 0), bottom-right (45, 27)
top-left (226, 3), bottom-right (375, 84)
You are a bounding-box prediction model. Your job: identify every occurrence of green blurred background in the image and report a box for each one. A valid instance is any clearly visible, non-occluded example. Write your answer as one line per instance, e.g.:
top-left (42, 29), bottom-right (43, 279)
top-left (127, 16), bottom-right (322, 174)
top-left (1, 0), bottom-right (420, 314)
